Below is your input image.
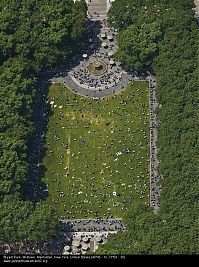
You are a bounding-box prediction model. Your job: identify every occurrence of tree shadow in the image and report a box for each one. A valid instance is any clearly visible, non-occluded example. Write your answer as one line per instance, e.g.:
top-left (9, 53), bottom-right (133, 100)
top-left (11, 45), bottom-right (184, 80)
top-left (40, 222), bottom-right (74, 254)
top-left (22, 80), bottom-right (53, 203)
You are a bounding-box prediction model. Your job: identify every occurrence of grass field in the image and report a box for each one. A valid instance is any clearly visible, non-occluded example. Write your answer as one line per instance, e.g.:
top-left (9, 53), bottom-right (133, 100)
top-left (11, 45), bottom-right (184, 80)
top-left (41, 81), bottom-right (150, 219)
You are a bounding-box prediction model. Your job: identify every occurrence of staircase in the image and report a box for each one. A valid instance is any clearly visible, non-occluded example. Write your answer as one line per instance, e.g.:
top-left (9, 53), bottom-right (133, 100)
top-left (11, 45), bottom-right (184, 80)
top-left (87, 0), bottom-right (107, 20)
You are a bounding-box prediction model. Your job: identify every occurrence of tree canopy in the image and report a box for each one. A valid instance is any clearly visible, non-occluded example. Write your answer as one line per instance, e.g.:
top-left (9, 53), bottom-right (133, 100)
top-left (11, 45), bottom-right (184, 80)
top-left (115, 22), bottom-right (162, 70)
top-left (0, 0), bottom-right (87, 247)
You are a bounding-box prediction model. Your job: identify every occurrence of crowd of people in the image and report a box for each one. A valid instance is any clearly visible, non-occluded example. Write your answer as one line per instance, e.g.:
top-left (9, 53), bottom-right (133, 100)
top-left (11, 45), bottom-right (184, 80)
top-left (69, 18), bottom-right (125, 91)
top-left (44, 83), bottom-right (150, 219)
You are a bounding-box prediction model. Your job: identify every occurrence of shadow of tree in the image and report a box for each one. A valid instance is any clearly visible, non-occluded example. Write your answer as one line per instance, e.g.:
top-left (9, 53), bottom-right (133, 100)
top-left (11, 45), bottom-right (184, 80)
top-left (22, 81), bottom-right (52, 203)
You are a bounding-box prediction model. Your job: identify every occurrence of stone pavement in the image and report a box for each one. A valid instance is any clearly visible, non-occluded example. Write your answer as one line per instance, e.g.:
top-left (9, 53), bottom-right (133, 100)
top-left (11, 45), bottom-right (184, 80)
top-left (51, 73), bottom-right (135, 98)
top-left (60, 219), bottom-right (125, 254)
top-left (87, 0), bottom-right (107, 20)
top-left (42, 219), bottom-right (125, 255)
top-left (61, 218), bottom-right (124, 233)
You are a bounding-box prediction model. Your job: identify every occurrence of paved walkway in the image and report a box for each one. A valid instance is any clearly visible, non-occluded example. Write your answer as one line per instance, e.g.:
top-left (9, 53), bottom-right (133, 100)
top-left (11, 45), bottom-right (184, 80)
top-left (61, 219), bottom-right (124, 232)
top-left (50, 0), bottom-right (135, 98)
top-left (149, 76), bottom-right (160, 213)
top-left (87, 0), bottom-right (107, 20)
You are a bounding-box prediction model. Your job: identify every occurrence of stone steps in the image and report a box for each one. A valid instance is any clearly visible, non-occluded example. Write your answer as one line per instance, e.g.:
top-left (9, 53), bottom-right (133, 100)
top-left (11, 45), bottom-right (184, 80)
top-left (88, 0), bottom-right (107, 18)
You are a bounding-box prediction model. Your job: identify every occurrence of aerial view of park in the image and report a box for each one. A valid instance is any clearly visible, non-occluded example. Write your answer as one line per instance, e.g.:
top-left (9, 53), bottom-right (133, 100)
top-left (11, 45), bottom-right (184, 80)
top-left (0, 0), bottom-right (199, 259)
top-left (42, 81), bottom-right (149, 219)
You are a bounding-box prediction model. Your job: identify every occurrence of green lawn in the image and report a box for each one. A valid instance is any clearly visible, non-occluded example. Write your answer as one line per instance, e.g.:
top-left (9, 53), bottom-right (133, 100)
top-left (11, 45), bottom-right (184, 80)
top-left (41, 81), bottom-right (150, 219)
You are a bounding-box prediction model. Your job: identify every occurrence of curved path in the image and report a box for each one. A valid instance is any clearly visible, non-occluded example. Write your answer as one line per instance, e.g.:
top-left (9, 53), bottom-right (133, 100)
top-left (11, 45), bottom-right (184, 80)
top-left (49, 0), bottom-right (136, 98)
top-left (50, 73), bottom-right (135, 98)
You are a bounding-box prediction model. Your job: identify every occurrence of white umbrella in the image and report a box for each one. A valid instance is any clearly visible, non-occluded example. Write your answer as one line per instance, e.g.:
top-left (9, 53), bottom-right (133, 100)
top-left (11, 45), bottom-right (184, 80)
top-left (102, 42), bottom-right (108, 48)
top-left (82, 236), bottom-right (89, 242)
top-left (74, 236), bottom-right (81, 242)
top-left (107, 35), bottom-right (113, 40)
top-left (101, 33), bottom-right (106, 38)
top-left (109, 225), bottom-right (115, 231)
top-left (96, 236), bottom-right (102, 242)
top-left (72, 240), bottom-right (80, 247)
top-left (110, 59), bottom-right (115, 65)
top-left (83, 54), bottom-right (88, 58)
top-left (72, 247), bottom-right (80, 254)
top-left (82, 244), bottom-right (89, 251)
top-left (108, 51), bottom-right (114, 57)
top-left (64, 245), bottom-right (70, 251)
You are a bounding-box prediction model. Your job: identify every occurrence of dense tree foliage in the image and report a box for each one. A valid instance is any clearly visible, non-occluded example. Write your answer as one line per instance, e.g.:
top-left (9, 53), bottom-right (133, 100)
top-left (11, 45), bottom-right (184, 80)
top-left (0, 194), bottom-right (33, 243)
top-left (110, 0), bottom-right (195, 71)
top-left (21, 203), bottom-right (60, 244)
top-left (97, 0), bottom-right (199, 254)
top-left (115, 22), bottom-right (162, 70)
top-left (0, 0), bottom-right (87, 70)
top-left (0, 195), bottom-right (59, 245)
top-left (0, 0), bottom-right (87, 247)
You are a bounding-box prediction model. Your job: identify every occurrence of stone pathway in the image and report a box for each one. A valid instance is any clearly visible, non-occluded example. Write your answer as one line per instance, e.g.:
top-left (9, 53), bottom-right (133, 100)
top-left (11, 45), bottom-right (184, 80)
top-left (87, 0), bottom-right (107, 20)
top-left (61, 219), bottom-right (124, 232)
top-left (149, 76), bottom-right (160, 213)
